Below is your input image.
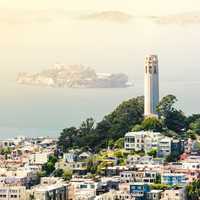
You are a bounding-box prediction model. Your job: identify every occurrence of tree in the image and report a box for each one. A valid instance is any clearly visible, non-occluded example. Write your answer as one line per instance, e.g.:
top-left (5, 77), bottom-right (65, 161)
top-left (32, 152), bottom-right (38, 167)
top-left (54, 169), bottom-right (64, 177)
top-left (114, 138), bottom-right (124, 149)
top-left (155, 174), bottom-right (161, 184)
top-left (0, 147), bottom-right (12, 160)
top-left (132, 124), bottom-right (143, 131)
top-left (79, 118), bottom-right (95, 136)
top-left (165, 152), bottom-right (179, 163)
top-left (87, 156), bottom-right (98, 174)
top-left (57, 96), bottom-right (144, 152)
top-left (190, 118), bottom-right (200, 135)
top-left (186, 180), bottom-right (200, 200)
top-left (192, 141), bottom-right (200, 152)
top-left (42, 155), bottom-right (58, 176)
top-left (150, 184), bottom-right (170, 190)
top-left (105, 96), bottom-right (144, 140)
top-left (165, 110), bottom-right (187, 132)
top-left (108, 139), bottom-right (114, 148)
top-left (157, 95), bottom-right (178, 118)
top-left (187, 130), bottom-right (197, 140)
top-left (0, 147), bottom-right (11, 155)
top-left (147, 148), bottom-right (157, 158)
top-left (141, 117), bottom-right (163, 132)
top-left (57, 127), bottom-right (78, 152)
top-left (93, 119), bottom-right (112, 150)
top-left (42, 162), bottom-right (55, 176)
top-left (114, 150), bottom-right (123, 158)
top-left (36, 171), bottom-right (46, 178)
top-left (187, 114), bottom-right (200, 125)
top-left (63, 169), bottom-right (73, 181)
top-left (157, 95), bottom-right (187, 132)
top-left (48, 155), bottom-right (58, 164)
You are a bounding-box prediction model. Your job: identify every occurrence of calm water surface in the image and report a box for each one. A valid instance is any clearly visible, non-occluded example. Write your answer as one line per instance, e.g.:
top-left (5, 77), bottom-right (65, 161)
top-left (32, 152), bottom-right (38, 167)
top-left (0, 80), bottom-right (199, 139)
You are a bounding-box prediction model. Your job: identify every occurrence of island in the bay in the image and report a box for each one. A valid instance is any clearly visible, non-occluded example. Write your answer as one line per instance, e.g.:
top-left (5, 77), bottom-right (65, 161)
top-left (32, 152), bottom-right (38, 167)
top-left (17, 64), bottom-right (131, 88)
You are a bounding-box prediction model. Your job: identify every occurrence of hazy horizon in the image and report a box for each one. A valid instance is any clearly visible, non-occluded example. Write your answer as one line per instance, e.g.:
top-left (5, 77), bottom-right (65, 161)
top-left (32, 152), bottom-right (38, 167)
top-left (1, 0), bottom-right (200, 138)
top-left (1, 0), bottom-right (200, 81)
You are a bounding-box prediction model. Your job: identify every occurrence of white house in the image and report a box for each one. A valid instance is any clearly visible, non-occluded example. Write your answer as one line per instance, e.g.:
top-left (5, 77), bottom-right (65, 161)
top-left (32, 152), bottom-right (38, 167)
top-left (124, 131), bottom-right (163, 153)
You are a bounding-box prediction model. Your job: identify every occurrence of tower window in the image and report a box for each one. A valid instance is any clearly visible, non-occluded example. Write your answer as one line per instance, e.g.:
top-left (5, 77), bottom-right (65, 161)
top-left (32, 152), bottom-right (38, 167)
top-left (145, 66), bottom-right (147, 73)
top-left (154, 66), bottom-right (157, 74)
top-left (149, 66), bottom-right (152, 74)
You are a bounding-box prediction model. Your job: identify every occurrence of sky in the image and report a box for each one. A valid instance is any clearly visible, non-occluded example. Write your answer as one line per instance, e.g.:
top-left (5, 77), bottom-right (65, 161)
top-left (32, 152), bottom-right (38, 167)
top-left (1, 0), bottom-right (200, 14)
top-left (1, 0), bottom-right (200, 136)
top-left (1, 0), bottom-right (200, 81)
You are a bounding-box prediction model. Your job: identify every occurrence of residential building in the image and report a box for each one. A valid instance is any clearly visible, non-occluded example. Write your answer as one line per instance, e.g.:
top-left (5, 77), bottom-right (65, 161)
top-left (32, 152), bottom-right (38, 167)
top-left (157, 138), bottom-right (184, 158)
top-left (120, 171), bottom-right (135, 183)
top-left (161, 173), bottom-right (187, 186)
top-left (130, 182), bottom-right (150, 200)
top-left (70, 179), bottom-right (97, 200)
top-left (134, 171), bottom-right (158, 184)
top-left (69, 162), bottom-right (88, 175)
top-left (0, 186), bottom-right (26, 200)
top-left (157, 138), bottom-right (172, 157)
top-left (146, 190), bottom-right (163, 200)
top-left (30, 184), bottom-right (67, 200)
top-left (124, 131), bottom-right (163, 153)
top-left (95, 190), bottom-right (132, 200)
top-left (29, 178), bottom-right (67, 200)
top-left (29, 152), bottom-right (52, 165)
top-left (161, 188), bottom-right (186, 200)
top-left (63, 152), bottom-right (77, 163)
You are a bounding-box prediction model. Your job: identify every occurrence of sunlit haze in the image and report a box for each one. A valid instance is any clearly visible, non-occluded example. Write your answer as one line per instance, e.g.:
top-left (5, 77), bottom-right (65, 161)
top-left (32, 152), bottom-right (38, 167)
top-left (1, 0), bottom-right (200, 137)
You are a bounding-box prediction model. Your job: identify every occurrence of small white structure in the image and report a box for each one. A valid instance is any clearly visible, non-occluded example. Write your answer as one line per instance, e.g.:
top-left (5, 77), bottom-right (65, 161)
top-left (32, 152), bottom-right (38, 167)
top-left (144, 55), bottom-right (159, 116)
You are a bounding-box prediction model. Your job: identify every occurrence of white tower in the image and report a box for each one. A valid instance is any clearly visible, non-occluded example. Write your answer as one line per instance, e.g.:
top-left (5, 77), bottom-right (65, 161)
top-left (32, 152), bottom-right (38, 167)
top-left (144, 55), bottom-right (159, 116)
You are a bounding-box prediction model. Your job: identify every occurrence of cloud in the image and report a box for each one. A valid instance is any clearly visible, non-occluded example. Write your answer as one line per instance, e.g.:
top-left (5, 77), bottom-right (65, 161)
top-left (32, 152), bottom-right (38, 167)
top-left (148, 12), bottom-right (200, 25)
top-left (79, 11), bottom-right (133, 23)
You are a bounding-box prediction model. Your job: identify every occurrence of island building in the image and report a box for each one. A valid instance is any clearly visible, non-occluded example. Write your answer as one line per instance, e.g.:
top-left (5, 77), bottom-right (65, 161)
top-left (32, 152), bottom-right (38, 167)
top-left (144, 55), bottom-right (159, 116)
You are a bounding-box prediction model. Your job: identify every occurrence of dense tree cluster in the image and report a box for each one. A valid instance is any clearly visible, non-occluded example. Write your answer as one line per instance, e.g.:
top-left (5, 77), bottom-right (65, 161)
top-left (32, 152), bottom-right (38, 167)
top-left (57, 94), bottom-right (200, 152)
top-left (57, 96), bottom-right (144, 152)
